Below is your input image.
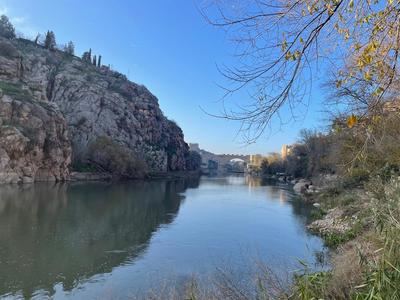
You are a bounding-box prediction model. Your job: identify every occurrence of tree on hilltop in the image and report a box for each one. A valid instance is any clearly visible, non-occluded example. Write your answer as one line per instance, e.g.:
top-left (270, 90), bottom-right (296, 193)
top-left (82, 48), bottom-right (92, 63)
top-left (44, 31), bottom-right (56, 51)
top-left (0, 15), bottom-right (15, 39)
top-left (64, 41), bottom-right (75, 55)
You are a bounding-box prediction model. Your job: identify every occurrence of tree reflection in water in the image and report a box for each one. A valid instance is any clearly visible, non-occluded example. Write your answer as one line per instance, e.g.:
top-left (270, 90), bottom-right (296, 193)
top-left (0, 178), bottom-right (199, 299)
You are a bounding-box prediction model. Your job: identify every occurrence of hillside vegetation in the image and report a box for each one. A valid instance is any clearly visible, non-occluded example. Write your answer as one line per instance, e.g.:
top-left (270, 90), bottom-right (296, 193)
top-left (0, 15), bottom-right (195, 183)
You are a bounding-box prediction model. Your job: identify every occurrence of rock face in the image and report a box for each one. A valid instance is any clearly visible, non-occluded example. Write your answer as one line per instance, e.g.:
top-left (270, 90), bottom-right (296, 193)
top-left (0, 94), bottom-right (71, 183)
top-left (0, 37), bottom-right (189, 183)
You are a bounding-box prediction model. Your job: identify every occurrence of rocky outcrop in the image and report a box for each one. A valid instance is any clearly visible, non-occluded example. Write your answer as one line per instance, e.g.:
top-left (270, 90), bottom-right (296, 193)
top-left (293, 179), bottom-right (312, 194)
top-left (0, 94), bottom-right (71, 183)
top-left (0, 37), bottom-right (189, 183)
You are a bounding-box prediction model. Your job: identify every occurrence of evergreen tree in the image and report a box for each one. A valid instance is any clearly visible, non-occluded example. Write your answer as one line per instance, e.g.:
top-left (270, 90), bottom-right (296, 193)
top-left (64, 41), bottom-right (75, 55)
top-left (0, 15), bottom-right (15, 39)
top-left (44, 31), bottom-right (56, 51)
top-left (88, 48), bottom-right (92, 61)
top-left (82, 51), bottom-right (90, 62)
top-left (97, 55), bottom-right (102, 67)
top-left (92, 55), bottom-right (97, 66)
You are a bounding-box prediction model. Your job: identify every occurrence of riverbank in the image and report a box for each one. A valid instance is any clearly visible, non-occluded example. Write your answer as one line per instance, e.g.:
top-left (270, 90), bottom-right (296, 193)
top-left (288, 174), bottom-right (400, 299)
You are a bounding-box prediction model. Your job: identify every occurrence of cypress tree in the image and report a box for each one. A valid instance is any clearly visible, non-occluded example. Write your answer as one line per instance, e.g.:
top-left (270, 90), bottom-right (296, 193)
top-left (44, 31), bottom-right (56, 51)
top-left (98, 55), bottom-right (102, 67)
top-left (92, 55), bottom-right (97, 66)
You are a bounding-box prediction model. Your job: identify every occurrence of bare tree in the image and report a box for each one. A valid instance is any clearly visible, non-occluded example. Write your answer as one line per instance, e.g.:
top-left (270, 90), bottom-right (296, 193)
top-left (202, 0), bottom-right (400, 142)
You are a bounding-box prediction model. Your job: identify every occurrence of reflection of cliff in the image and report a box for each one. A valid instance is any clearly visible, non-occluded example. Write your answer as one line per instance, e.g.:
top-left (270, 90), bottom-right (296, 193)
top-left (0, 178), bottom-right (199, 298)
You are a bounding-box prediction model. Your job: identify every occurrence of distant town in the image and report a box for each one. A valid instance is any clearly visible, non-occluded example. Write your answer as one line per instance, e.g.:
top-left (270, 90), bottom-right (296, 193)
top-left (189, 143), bottom-right (292, 174)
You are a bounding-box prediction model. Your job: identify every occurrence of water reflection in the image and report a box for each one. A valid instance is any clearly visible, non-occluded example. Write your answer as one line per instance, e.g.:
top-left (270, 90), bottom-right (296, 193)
top-left (0, 178), bottom-right (199, 299)
top-left (0, 176), bottom-right (324, 299)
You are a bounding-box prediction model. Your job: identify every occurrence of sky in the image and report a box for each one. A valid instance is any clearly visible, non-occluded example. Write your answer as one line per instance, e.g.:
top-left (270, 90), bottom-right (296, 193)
top-left (0, 0), bottom-right (329, 155)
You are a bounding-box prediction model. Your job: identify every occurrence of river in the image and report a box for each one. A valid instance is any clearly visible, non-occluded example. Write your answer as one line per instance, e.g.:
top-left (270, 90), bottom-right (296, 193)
top-left (0, 175), bottom-right (326, 299)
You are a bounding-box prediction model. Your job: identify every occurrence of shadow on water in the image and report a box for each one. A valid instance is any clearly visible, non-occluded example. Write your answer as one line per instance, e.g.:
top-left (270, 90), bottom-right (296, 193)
top-left (0, 178), bottom-right (200, 298)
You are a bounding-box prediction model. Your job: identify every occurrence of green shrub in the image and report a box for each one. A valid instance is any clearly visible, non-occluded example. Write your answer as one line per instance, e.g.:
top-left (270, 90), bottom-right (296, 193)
top-left (186, 151), bottom-right (201, 171)
top-left (88, 136), bottom-right (148, 178)
top-left (291, 270), bottom-right (332, 299)
top-left (0, 81), bottom-right (31, 101)
top-left (353, 177), bottom-right (400, 299)
top-left (72, 162), bottom-right (98, 173)
top-left (342, 168), bottom-right (370, 188)
top-left (0, 41), bottom-right (18, 58)
top-left (323, 231), bottom-right (357, 248)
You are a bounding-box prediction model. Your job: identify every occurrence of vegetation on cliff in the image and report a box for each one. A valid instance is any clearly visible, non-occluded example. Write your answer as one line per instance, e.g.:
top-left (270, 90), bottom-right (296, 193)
top-left (0, 15), bottom-right (197, 183)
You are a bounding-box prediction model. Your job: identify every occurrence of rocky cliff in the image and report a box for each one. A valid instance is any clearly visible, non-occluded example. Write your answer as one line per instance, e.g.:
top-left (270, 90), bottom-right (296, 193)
top-left (0, 37), bottom-right (189, 183)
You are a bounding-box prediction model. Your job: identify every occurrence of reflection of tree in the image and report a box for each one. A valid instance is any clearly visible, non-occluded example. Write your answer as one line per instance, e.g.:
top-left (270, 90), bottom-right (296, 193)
top-left (0, 178), bottom-right (199, 298)
top-left (245, 175), bottom-right (261, 188)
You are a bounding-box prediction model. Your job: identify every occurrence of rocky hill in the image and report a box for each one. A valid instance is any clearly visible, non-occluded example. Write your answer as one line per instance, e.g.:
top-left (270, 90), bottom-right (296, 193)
top-left (0, 37), bottom-right (189, 183)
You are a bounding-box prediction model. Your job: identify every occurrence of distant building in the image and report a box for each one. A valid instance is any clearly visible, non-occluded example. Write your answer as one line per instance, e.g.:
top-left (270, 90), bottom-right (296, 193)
top-left (189, 143), bottom-right (200, 152)
top-left (281, 145), bottom-right (292, 160)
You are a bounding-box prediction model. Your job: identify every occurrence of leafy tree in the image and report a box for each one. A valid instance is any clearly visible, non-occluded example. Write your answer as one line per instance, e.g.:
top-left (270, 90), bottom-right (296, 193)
top-left (204, 0), bottom-right (400, 141)
top-left (0, 15), bottom-right (15, 39)
top-left (44, 31), bottom-right (56, 51)
top-left (286, 144), bottom-right (308, 178)
top-left (88, 137), bottom-right (147, 178)
top-left (186, 151), bottom-right (202, 171)
top-left (260, 158), bottom-right (269, 175)
top-left (64, 41), bottom-right (74, 55)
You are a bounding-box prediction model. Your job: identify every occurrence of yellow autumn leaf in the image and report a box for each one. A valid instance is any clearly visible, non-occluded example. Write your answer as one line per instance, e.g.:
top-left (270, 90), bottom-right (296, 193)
top-left (347, 114), bottom-right (357, 128)
top-left (364, 71), bottom-right (372, 81)
top-left (364, 54), bottom-right (372, 64)
top-left (281, 40), bottom-right (287, 51)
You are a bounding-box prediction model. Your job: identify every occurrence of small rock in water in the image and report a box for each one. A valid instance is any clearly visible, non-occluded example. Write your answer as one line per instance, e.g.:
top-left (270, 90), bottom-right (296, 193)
top-left (313, 203), bottom-right (321, 208)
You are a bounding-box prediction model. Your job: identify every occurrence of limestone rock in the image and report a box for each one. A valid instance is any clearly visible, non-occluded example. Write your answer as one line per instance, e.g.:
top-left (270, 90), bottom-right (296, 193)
top-left (0, 95), bottom-right (71, 184)
top-left (293, 179), bottom-right (312, 194)
top-left (0, 37), bottom-right (189, 182)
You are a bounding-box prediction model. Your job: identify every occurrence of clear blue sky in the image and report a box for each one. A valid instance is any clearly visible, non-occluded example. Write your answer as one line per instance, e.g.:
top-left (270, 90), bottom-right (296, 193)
top-left (0, 0), bottom-right (329, 155)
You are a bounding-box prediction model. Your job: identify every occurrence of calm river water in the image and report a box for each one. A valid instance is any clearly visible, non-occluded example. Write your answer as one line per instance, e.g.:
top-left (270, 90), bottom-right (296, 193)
top-left (0, 175), bottom-right (326, 299)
